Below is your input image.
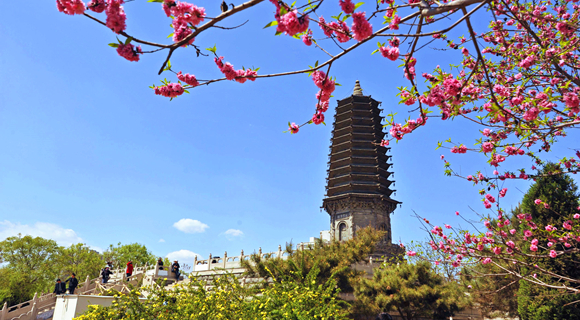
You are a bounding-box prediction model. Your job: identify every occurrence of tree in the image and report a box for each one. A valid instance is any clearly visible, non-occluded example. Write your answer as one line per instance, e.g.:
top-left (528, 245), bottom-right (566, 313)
top-left (55, 0), bottom-right (580, 303)
top-left (354, 261), bottom-right (471, 320)
top-left (57, 243), bottom-right (104, 282)
top-left (0, 235), bottom-right (61, 303)
top-left (461, 261), bottom-right (520, 318)
top-left (242, 226), bottom-right (389, 294)
top-left (103, 242), bottom-right (156, 268)
top-left (514, 163), bottom-right (580, 320)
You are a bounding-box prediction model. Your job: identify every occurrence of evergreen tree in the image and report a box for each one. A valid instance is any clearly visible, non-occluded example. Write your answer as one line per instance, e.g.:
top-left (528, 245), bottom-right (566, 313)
top-left (515, 163), bottom-right (580, 319)
top-left (354, 261), bottom-right (471, 320)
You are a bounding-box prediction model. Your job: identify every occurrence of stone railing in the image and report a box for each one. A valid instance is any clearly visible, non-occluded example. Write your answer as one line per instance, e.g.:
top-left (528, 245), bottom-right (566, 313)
top-left (192, 245), bottom-right (295, 272)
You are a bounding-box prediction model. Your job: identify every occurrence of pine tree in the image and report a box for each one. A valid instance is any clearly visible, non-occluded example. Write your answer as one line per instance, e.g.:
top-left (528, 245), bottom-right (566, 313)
top-left (515, 163), bottom-right (580, 320)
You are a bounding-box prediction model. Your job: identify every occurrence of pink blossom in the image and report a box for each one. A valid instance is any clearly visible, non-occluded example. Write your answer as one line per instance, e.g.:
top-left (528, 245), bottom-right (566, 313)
top-left (461, 47), bottom-right (469, 56)
top-left (531, 239), bottom-right (538, 245)
top-left (524, 230), bottom-right (533, 237)
top-left (351, 12), bottom-right (373, 41)
top-left (534, 199), bottom-right (542, 205)
top-left (482, 142), bottom-right (494, 153)
top-left (172, 17), bottom-right (195, 46)
top-left (564, 92), bottom-right (580, 113)
top-left (56, 0), bottom-right (86, 15)
top-left (379, 46), bottom-right (400, 61)
top-left (530, 244), bottom-right (538, 252)
top-left (574, 214), bottom-right (580, 219)
top-left (455, 211), bottom-right (459, 216)
top-left (523, 107), bottom-right (540, 121)
top-left (563, 221), bottom-right (573, 230)
top-left (547, 241), bottom-right (553, 247)
top-left (485, 194), bottom-right (496, 203)
top-left (318, 16), bottom-right (334, 37)
top-left (106, 0), bottom-right (127, 34)
top-left (549, 250), bottom-right (557, 258)
top-left (380, 140), bottom-right (390, 147)
top-left (484, 220), bottom-right (491, 228)
top-left (289, 123), bottom-right (299, 134)
top-left (339, 0), bottom-right (355, 14)
top-left (406, 250), bottom-right (417, 256)
top-left (510, 229), bottom-right (516, 235)
top-left (153, 83), bottom-right (184, 98)
top-left (312, 111), bottom-right (325, 125)
top-left (389, 15), bottom-right (401, 30)
top-left (277, 10), bottom-right (309, 36)
top-left (116, 43), bottom-right (142, 62)
top-left (87, 0), bottom-right (106, 13)
top-left (301, 30), bottom-right (313, 46)
top-left (444, 224), bottom-right (452, 229)
top-left (482, 258), bottom-right (492, 264)
top-left (492, 247), bottom-right (502, 255)
top-left (484, 200), bottom-right (492, 209)
top-left (177, 71), bottom-right (199, 86)
top-left (499, 188), bottom-right (507, 197)
top-left (506, 241), bottom-right (515, 248)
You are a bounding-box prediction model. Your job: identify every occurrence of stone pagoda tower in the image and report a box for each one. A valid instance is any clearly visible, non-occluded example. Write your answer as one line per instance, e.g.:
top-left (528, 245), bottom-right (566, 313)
top-left (322, 80), bottom-right (401, 254)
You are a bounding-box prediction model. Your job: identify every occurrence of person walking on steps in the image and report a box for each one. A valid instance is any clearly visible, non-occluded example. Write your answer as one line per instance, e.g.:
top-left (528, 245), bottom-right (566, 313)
top-left (65, 273), bottom-right (79, 294)
top-left (171, 260), bottom-right (180, 282)
top-left (53, 279), bottom-right (66, 295)
top-left (101, 267), bottom-right (113, 284)
top-left (126, 261), bottom-right (134, 281)
top-left (157, 257), bottom-right (164, 270)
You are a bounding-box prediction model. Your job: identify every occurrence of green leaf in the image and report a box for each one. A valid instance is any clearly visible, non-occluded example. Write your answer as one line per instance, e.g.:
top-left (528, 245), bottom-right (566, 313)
top-left (108, 43), bottom-right (119, 48)
top-left (371, 49), bottom-right (379, 55)
top-left (279, 6), bottom-right (287, 15)
top-left (184, 89), bottom-right (190, 94)
top-left (124, 37), bottom-right (133, 45)
top-left (315, 60), bottom-right (319, 67)
top-left (167, 60), bottom-right (172, 69)
top-left (205, 44), bottom-right (217, 53)
top-left (263, 21), bottom-right (278, 29)
top-left (335, 83), bottom-right (341, 86)
top-left (167, 33), bottom-right (174, 38)
top-left (147, 0), bottom-right (164, 2)
top-left (275, 30), bottom-right (283, 36)
top-left (291, 0), bottom-right (296, 7)
top-left (354, 2), bottom-right (364, 9)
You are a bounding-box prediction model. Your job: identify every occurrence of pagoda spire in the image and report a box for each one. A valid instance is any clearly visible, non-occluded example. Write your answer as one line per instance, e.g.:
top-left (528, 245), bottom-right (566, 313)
top-left (353, 80), bottom-right (363, 96)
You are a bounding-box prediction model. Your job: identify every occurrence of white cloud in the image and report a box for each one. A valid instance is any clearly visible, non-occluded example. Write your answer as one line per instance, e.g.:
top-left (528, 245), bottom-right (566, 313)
top-left (224, 229), bottom-right (244, 240)
top-left (90, 246), bottom-right (105, 253)
top-left (0, 220), bottom-right (83, 247)
top-left (159, 239), bottom-right (165, 243)
top-left (166, 249), bottom-right (202, 271)
top-left (173, 219), bottom-right (209, 234)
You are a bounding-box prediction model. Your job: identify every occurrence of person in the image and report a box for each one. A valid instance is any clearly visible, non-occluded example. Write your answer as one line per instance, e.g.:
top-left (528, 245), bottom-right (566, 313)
top-left (107, 261), bottom-right (114, 269)
top-left (64, 273), bottom-right (79, 294)
top-left (53, 279), bottom-right (66, 295)
top-left (171, 260), bottom-right (180, 281)
top-left (375, 313), bottom-right (393, 320)
top-left (157, 257), bottom-right (164, 270)
top-left (101, 267), bottom-right (113, 284)
top-left (126, 261), bottom-right (134, 281)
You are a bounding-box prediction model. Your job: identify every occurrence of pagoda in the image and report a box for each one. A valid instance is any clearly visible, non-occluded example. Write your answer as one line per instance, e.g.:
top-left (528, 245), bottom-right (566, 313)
top-left (322, 80), bottom-right (401, 253)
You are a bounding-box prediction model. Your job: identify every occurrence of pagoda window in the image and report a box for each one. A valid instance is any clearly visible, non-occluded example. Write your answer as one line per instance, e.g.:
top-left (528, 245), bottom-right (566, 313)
top-left (338, 222), bottom-right (347, 241)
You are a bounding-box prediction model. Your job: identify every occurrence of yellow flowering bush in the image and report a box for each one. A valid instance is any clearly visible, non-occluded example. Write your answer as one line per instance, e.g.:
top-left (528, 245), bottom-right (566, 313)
top-left (74, 266), bottom-right (346, 320)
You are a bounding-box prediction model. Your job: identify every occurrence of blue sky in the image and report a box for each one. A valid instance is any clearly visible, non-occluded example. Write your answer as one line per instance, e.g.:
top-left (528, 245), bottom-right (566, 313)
top-left (1, 0), bottom-right (578, 268)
